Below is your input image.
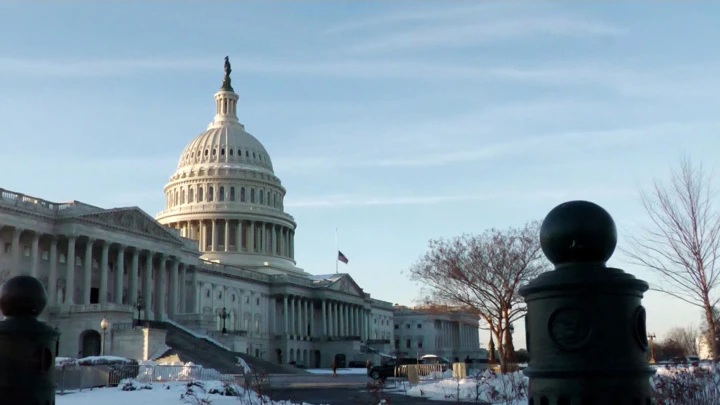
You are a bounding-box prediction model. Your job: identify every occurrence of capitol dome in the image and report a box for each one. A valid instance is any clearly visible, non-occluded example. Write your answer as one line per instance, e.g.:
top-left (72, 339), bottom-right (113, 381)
top-left (155, 57), bottom-right (302, 275)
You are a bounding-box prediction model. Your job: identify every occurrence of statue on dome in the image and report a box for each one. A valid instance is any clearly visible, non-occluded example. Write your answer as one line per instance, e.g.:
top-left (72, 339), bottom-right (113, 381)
top-left (221, 56), bottom-right (234, 91)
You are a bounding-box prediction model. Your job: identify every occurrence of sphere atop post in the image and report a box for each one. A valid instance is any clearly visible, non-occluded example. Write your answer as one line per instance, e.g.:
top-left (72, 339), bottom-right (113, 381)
top-left (540, 200), bottom-right (617, 266)
top-left (0, 275), bottom-right (48, 317)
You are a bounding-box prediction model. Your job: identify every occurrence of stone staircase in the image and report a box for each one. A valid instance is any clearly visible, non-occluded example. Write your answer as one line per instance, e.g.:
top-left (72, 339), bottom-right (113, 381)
top-left (159, 322), bottom-right (306, 375)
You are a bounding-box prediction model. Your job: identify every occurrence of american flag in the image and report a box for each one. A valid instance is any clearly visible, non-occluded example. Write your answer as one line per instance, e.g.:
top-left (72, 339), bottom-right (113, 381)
top-left (337, 250), bottom-right (349, 264)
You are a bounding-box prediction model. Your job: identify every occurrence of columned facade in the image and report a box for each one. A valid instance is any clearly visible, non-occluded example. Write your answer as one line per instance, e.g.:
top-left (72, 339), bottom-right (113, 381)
top-left (0, 58), bottom-right (393, 367)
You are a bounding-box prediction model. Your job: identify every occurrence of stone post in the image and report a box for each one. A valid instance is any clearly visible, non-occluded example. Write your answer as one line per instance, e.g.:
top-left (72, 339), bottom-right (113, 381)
top-left (520, 200), bottom-right (655, 404)
top-left (0, 275), bottom-right (60, 404)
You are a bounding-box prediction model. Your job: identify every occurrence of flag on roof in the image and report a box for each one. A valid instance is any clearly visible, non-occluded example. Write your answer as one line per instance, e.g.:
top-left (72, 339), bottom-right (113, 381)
top-left (337, 250), bottom-right (349, 264)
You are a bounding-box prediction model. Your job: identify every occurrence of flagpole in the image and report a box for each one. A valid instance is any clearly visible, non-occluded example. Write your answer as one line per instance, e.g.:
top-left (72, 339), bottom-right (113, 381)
top-left (335, 227), bottom-right (339, 274)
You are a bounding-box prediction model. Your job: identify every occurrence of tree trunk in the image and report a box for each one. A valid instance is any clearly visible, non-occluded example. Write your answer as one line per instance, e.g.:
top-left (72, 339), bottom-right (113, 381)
top-left (503, 327), bottom-right (516, 366)
top-left (493, 329), bottom-right (507, 373)
top-left (703, 301), bottom-right (718, 360)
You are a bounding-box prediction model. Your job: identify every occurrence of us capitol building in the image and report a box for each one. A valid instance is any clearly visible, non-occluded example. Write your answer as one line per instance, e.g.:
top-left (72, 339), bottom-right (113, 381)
top-left (0, 59), bottom-right (397, 368)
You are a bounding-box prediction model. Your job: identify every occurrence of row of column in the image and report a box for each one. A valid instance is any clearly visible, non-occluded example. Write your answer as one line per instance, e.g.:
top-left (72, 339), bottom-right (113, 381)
top-left (458, 323), bottom-right (477, 349)
top-left (276, 296), bottom-right (373, 340)
top-left (1, 226), bottom-right (191, 320)
top-left (167, 219), bottom-right (294, 259)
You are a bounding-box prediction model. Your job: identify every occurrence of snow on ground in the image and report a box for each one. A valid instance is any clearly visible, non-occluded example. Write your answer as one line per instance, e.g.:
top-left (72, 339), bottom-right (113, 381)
top-left (305, 368), bottom-right (369, 375)
top-left (56, 379), bottom-right (324, 405)
top-left (386, 364), bottom-right (720, 404)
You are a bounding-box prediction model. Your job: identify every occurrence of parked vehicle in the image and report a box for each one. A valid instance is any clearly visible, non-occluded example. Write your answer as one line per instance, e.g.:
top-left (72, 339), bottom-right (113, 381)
top-left (367, 358), bottom-right (418, 381)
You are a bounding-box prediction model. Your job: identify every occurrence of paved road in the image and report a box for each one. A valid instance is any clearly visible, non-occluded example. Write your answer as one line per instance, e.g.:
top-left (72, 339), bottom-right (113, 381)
top-left (267, 387), bottom-right (488, 405)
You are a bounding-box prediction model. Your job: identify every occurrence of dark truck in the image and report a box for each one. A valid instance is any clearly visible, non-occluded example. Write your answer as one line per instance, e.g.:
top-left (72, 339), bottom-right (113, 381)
top-left (367, 358), bottom-right (420, 381)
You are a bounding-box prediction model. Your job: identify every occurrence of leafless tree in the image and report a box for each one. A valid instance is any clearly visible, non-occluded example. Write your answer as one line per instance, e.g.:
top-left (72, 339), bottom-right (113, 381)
top-left (665, 325), bottom-right (700, 356)
top-left (407, 221), bottom-right (549, 372)
top-left (624, 157), bottom-right (720, 360)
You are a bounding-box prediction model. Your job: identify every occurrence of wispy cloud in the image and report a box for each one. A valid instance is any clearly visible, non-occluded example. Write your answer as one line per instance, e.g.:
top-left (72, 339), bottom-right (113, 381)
top-left (1, 55), bottom-right (716, 101)
top-left (274, 120), bottom-right (720, 172)
top-left (324, 2), bottom-right (551, 34)
top-left (346, 16), bottom-right (624, 54)
top-left (286, 187), bottom-right (635, 208)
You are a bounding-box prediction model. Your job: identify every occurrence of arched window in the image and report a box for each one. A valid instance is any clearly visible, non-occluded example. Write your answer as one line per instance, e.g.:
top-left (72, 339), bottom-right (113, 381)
top-left (198, 187), bottom-right (204, 202)
top-left (250, 189), bottom-right (255, 203)
top-left (219, 186), bottom-right (225, 202)
top-left (259, 190), bottom-right (264, 204)
top-left (230, 187), bottom-right (236, 201)
top-left (240, 187), bottom-right (246, 202)
top-left (273, 193), bottom-right (276, 207)
top-left (181, 189), bottom-right (185, 204)
top-left (208, 186), bottom-right (214, 202)
top-left (189, 188), bottom-right (195, 203)
top-left (266, 191), bottom-right (270, 205)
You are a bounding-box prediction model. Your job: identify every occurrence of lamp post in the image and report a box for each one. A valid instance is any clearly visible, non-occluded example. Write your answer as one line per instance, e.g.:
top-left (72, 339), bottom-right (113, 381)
top-left (648, 333), bottom-right (657, 364)
top-left (100, 318), bottom-right (108, 356)
top-left (134, 295), bottom-right (145, 327)
top-left (219, 307), bottom-right (229, 335)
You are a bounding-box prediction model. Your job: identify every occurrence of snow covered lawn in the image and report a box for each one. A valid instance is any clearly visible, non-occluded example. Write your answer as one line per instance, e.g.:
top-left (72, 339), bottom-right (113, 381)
top-left (56, 379), bottom-right (323, 405)
top-left (305, 368), bottom-right (369, 375)
top-left (385, 364), bottom-right (720, 404)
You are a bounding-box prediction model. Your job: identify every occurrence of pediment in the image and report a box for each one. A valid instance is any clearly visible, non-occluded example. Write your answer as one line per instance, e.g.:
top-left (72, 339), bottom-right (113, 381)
top-left (327, 274), bottom-right (364, 297)
top-left (77, 207), bottom-right (182, 243)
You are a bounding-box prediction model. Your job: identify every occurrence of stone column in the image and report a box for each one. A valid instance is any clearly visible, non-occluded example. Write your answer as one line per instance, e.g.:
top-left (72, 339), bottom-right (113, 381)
top-left (224, 220), bottom-right (230, 252)
top-left (290, 297), bottom-right (296, 336)
top-left (331, 302), bottom-right (337, 337)
top-left (129, 249), bottom-right (139, 306)
top-left (83, 239), bottom-right (93, 305)
top-left (65, 236), bottom-right (76, 304)
top-left (211, 220), bottom-right (218, 252)
top-left (294, 298), bottom-right (300, 337)
top-left (194, 280), bottom-right (202, 314)
top-left (248, 222), bottom-right (255, 253)
top-left (302, 299), bottom-right (310, 337)
top-left (290, 231), bottom-right (294, 259)
top-left (235, 220), bottom-right (242, 252)
top-left (156, 254), bottom-right (167, 320)
top-left (143, 252), bottom-right (152, 317)
top-left (350, 305), bottom-right (355, 336)
top-left (179, 264), bottom-right (187, 313)
top-left (30, 233), bottom-right (40, 277)
top-left (48, 237), bottom-right (58, 305)
top-left (99, 242), bottom-right (110, 304)
top-left (271, 225), bottom-right (277, 255)
top-left (309, 300), bottom-right (314, 338)
top-left (11, 227), bottom-right (22, 276)
top-left (321, 300), bottom-right (327, 337)
top-left (283, 295), bottom-right (289, 335)
top-left (169, 258), bottom-right (179, 316)
top-left (114, 245), bottom-right (125, 304)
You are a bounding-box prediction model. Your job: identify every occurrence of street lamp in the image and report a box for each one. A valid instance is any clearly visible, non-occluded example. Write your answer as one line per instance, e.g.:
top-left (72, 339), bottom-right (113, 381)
top-left (134, 295), bottom-right (145, 327)
top-left (219, 307), bottom-right (229, 335)
top-left (647, 333), bottom-right (657, 364)
top-left (100, 318), bottom-right (109, 356)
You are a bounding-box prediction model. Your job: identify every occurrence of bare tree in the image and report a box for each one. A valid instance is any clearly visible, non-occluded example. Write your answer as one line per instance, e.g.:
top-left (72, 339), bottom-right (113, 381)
top-left (664, 325), bottom-right (700, 356)
top-left (407, 221), bottom-right (549, 372)
top-left (625, 157), bottom-right (720, 360)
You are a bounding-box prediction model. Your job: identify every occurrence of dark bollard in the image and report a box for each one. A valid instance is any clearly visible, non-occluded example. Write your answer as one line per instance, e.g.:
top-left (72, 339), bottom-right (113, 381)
top-left (520, 201), bottom-right (655, 405)
top-left (0, 275), bottom-right (60, 405)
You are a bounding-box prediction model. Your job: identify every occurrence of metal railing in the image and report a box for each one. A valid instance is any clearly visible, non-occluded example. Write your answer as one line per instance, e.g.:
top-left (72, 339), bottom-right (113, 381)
top-left (395, 363), bottom-right (446, 379)
top-left (54, 363), bottom-right (243, 393)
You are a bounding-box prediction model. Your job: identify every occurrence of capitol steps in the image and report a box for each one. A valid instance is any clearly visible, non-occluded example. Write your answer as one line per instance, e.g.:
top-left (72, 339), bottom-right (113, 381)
top-left (161, 322), bottom-right (306, 375)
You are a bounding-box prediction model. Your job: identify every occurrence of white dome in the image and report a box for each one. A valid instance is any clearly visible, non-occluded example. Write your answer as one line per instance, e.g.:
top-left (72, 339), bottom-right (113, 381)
top-left (155, 57), bottom-right (303, 276)
top-left (177, 122), bottom-right (274, 175)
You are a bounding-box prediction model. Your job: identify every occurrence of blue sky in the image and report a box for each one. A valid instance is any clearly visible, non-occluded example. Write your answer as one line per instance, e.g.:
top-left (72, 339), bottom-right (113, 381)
top-left (1, 1), bottom-right (719, 349)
